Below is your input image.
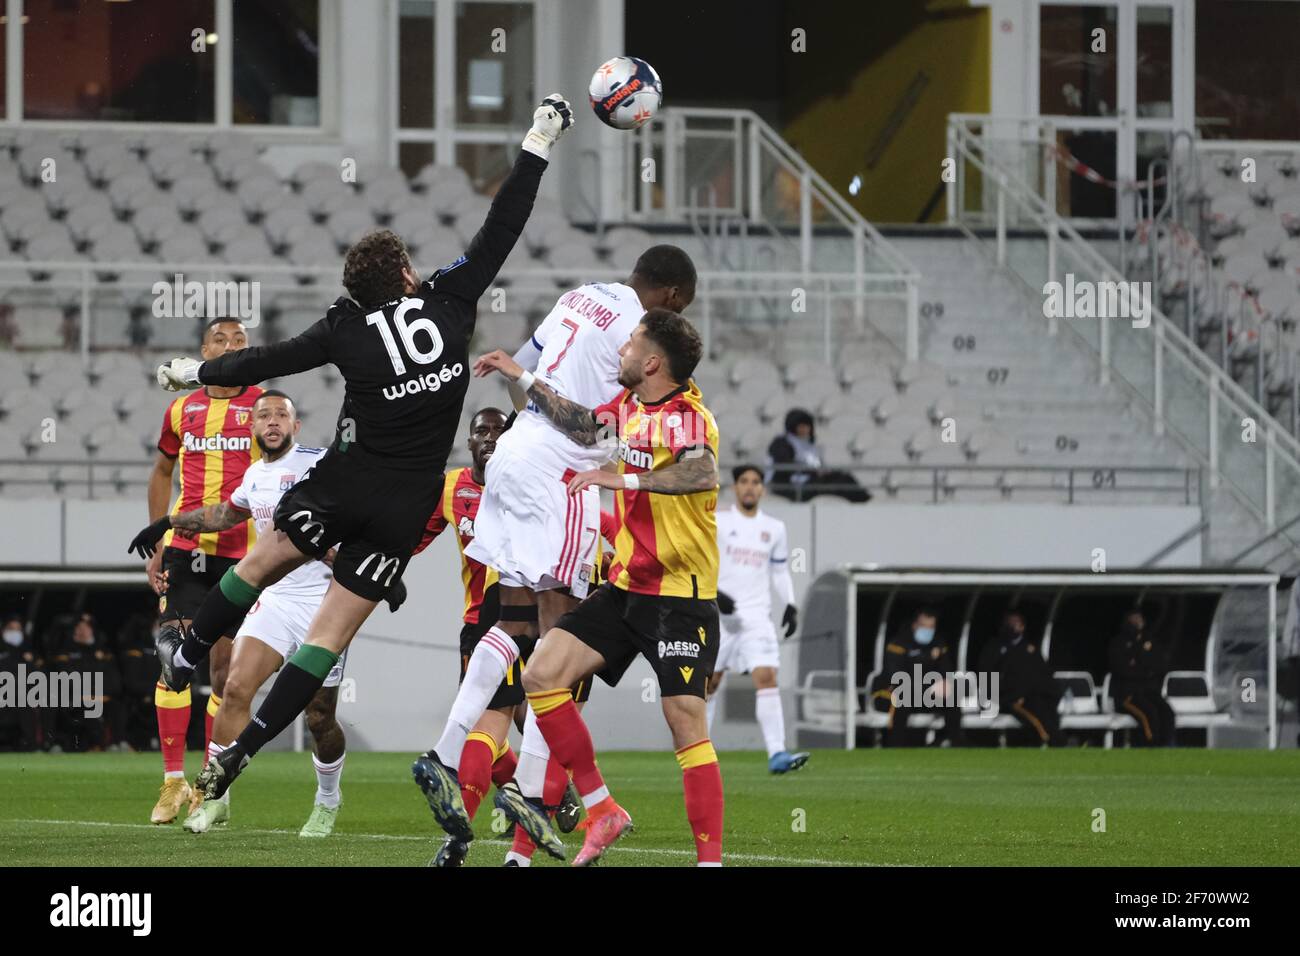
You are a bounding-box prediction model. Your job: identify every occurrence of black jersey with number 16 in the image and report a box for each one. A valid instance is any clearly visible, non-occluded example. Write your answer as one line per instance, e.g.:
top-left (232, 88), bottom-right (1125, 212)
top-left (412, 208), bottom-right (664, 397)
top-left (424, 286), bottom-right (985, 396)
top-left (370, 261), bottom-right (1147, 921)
top-left (195, 150), bottom-right (548, 474)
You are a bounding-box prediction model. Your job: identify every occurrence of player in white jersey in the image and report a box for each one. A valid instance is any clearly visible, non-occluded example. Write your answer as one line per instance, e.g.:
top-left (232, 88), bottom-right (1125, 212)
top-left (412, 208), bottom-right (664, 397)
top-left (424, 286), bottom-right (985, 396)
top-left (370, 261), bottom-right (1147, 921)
top-left (149, 391), bottom-right (361, 835)
top-left (414, 246), bottom-right (698, 859)
top-left (707, 464), bottom-right (810, 774)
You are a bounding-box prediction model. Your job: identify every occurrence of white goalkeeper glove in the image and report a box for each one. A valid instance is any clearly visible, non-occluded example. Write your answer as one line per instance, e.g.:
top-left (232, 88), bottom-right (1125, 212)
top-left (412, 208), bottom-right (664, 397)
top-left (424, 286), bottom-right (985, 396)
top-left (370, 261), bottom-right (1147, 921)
top-left (156, 357), bottom-right (202, 391)
top-left (521, 94), bottom-right (574, 161)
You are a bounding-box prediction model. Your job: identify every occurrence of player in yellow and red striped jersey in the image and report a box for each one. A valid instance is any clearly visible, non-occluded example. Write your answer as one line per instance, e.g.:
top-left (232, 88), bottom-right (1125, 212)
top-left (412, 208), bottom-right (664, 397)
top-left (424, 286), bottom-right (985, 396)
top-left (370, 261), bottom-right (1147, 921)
top-left (411, 407), bottom-right (586, 867)
top-left (472, 308), bottom-right (724, 867)
top-left (130, 318), bottom-right (262, 825)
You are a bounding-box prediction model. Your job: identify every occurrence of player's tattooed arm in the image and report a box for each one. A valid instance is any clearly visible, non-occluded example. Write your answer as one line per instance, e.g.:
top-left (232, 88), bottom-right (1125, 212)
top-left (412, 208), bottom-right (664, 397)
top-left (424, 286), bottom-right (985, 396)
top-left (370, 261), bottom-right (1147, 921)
top-left (635, 447), bottom-right (719, 495)
top-left (566, 447), bottom-right (718, 496)
top-left (169, 501), bottom-right (252, 535)
top-left (525, 379), bottom-right (601, 446)
top-left (473, 348), bottom-right (603, 445)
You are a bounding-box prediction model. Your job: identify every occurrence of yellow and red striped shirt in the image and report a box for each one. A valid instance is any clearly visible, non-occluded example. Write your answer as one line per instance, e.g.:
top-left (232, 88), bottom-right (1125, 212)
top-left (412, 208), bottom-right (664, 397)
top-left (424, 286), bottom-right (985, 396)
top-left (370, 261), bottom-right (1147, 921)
top-left (156, 386), bottom-right (263, 559)
top-left (596, 381), bottom-right (720, 599)
top-left (416, 467), bottom-right (499, 624)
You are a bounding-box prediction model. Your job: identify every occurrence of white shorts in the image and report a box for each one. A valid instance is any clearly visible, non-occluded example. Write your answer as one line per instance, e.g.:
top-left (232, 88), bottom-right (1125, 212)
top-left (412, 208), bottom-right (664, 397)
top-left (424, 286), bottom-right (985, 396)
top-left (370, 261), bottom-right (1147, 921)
top-left (464, 441), bottom-right (601, 597)
top-left (714, 611), bottom-right (780, 674)
top-left (235, 588), bottom-right (347, 688)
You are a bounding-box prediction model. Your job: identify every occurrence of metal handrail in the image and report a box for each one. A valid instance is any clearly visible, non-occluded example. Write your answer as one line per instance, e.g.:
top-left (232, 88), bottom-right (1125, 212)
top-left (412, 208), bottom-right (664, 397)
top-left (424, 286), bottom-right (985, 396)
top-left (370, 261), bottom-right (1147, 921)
top-left (948, 116), bottom-right (1300, 570)
top-left (620, 106), bottom-right (921, 356)
top-left (0, 261), bottom-right (910, 366)
top-left (948, 118), bottom-right (1300, 478)
top-left (0, 458), bottom-right (1202, 507)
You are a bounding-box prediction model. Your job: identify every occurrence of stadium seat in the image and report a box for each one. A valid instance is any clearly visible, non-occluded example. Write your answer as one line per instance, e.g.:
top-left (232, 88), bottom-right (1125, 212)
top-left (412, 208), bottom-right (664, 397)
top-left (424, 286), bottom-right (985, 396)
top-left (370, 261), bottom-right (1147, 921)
top-left (27, 424), bottom-right (88, 461)
top-left (263, 205), bottom-right (316, 251)
top-left (730, 423), bottom-right (771, 461)
top-left (301, 179), bottom-right (359, 220)
top-left (290, 160), bottom-right (345, 191)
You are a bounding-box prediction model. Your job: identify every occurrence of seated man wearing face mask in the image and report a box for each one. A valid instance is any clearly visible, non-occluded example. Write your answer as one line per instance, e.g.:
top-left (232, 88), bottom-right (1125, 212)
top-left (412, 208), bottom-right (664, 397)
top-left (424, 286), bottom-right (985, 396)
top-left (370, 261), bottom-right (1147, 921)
top-left (1108, 607), bottom-right (1176, 747)
top-left (977, 610), bottom-right (1065, 747)
top-left (877, 607), bottom-right (964, 747)
top-left (0, 615), bottom-right (41, 752)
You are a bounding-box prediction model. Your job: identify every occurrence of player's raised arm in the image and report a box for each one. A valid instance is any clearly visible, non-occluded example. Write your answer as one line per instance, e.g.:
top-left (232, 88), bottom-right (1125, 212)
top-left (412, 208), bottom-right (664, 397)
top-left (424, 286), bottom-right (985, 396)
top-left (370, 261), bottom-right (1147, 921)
top-left (505, 336), bottom-right (544, 411)
top-left (473, 348), bottom-right (603, 446)
top-left (156, 315), bottom-right (333, 391)
top-left (429, 96), bottom-right (573, 305)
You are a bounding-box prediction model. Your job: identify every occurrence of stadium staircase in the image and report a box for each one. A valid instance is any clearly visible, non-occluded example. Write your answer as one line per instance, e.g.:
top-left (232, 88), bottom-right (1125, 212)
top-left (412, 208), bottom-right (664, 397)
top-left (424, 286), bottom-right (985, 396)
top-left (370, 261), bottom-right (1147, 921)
top-left (942, 117), bottom-right (1300, 572)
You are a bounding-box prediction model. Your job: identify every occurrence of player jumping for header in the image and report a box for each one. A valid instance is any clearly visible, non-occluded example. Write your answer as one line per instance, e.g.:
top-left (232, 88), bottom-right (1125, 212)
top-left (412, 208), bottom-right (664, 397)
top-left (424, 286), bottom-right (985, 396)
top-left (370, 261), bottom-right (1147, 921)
top-left (474, 308), bottom-right (725, 867)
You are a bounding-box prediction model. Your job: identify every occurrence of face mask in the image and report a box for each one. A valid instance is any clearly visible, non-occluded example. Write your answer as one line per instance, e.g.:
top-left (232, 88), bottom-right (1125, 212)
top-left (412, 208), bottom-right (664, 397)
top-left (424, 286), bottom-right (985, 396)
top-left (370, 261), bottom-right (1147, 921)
top-left (3, 629), bottom-right (22, 647)
top-left (914, 627), bottom-right (935, 645)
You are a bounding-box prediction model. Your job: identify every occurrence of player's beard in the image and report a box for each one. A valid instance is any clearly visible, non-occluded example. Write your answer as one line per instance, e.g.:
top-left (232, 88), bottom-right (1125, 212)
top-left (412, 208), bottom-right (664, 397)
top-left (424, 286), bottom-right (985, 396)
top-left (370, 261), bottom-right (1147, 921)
top-left (256, 433), bottom-right (290, 459)
top-left (617, 364), bottom-right (643, 390)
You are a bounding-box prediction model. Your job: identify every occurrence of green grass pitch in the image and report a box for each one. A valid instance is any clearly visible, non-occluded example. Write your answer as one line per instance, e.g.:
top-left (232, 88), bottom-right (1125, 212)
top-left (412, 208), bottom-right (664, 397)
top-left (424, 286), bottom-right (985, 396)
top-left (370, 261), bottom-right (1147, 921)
top-left (1, 749), bottom-right (1297, 866)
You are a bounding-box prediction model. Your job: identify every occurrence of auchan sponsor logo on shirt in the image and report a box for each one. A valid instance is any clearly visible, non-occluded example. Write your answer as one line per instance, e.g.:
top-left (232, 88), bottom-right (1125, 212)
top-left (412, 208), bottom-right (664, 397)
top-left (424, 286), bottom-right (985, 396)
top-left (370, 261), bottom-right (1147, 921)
top-left (182, 432), bottom-right (252, 452)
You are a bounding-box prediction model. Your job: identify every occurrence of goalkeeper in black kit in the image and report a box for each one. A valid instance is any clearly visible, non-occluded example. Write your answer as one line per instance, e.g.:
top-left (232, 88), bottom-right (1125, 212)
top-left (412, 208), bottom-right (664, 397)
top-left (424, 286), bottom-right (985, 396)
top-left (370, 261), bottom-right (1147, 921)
top-left (144, 95), bottom-right (574, 799)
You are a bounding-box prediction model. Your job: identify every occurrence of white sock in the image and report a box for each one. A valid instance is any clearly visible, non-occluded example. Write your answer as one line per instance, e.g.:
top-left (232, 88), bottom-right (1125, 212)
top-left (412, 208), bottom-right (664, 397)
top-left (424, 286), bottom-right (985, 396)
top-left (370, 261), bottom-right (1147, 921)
top-left (433, 628), bottom-right (519, 768)
top-left (515, 708), bottom-right (551, 800)
top-left (164, 770), bottom-right (185, 780)
top-left (755, 687), bottom-right (786, 758)
top-left (505, 851), bottom-right (532, 867)
top-left (174, 647), bottom-right (194, 670)
top-left (207, 740), bottom-right (231, 804)
top-left (698, 861), bottom-right (723, 867)
top-left (313, 752), bottom-right (345, 809)
top-left (706, 685), bottom-right (720, 731)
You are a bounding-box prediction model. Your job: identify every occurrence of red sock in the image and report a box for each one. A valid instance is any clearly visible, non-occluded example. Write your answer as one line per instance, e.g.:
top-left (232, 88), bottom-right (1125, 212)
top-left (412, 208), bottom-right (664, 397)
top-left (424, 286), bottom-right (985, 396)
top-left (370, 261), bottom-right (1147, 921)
top-left (155, 683), bottom-right (191, 775)
top-left (510, 824), bottom-right (537, 860)
top-left (543, 754), bottom-right (569, 807)
top-left (531, 695), bottom-right (608, 808)
top-left (679, 740), bottom-right (724, 866)
top-left (459, 733), bottom-right (496, 820)
top-left (491, 744), bottom-right (518, 789)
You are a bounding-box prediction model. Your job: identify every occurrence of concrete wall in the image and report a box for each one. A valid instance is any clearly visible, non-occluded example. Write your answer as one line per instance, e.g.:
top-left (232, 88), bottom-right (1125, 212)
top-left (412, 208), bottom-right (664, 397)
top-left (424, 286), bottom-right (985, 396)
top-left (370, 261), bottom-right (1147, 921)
top-left (0, 495), bottom-right (1200, 751)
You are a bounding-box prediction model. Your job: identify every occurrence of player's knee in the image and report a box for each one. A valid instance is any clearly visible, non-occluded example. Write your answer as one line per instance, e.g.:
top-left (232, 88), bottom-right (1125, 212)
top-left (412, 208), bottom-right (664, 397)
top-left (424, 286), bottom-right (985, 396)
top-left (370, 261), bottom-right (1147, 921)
top-left (752, 667), bottom-right (778, 690)
top-left (220, 671), bottom-right (255, 709)
top-left (521, 665), bottom-right (547, 695)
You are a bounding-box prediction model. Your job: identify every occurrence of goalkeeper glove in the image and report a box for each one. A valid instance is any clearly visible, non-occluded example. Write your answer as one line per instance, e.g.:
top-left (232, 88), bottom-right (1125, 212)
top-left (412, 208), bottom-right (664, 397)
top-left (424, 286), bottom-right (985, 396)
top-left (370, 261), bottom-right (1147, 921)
top-left (521, 95), bottom-right (574, 161)
top-left (782, 604), bottom-right (798, 639)
top-left (716, 590), bottom-right (736, 616)
top-left (157, 357), bottom-right (202, 391)
top-left (127, 515), bottom-right (173, 559)
top-left (386, 577), bottom-right (409, 614)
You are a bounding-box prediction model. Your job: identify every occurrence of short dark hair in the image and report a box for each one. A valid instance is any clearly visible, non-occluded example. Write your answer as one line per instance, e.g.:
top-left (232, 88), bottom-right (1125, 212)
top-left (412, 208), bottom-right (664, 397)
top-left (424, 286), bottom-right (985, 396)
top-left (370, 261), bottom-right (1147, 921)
top-left (732, 464), bottom-right (763, 483)
top-left (640, 308), bottom-right (703, 382)
top-left (343, 229), bottom-right (411, 308)
top-left (202, 317), bottom-right (245, 344)
top-left (632, 244), bottom-right (697, 294)
top-left (471, 406), bottom-right (508, 426)
top-left (256, 389), bottom-right (298, 418)
top-left (914, 606), bottom-right (938, 622)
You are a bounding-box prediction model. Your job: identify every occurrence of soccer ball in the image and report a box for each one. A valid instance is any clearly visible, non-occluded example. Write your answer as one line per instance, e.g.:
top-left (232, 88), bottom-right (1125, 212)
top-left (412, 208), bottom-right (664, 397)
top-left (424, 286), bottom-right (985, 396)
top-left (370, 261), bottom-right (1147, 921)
top-left (589, 56), bottom-right (662, 130)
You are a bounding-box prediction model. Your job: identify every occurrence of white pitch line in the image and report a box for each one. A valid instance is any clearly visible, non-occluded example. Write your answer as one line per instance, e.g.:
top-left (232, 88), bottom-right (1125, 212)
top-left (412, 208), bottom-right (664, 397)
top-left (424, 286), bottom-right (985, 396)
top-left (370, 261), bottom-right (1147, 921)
top-left (4, 818), bottom-right (888, 867)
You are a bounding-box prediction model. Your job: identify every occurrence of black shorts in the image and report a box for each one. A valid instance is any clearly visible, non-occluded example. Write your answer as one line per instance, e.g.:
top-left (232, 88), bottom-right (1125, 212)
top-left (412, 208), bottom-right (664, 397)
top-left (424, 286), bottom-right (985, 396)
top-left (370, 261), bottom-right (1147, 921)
top-left (273, 448), bottom-right (442, 602)
top-left (159, 547), bottom-right (239, 622)
top-left (556, 583), bottom-right (720, 699)
top-left (458, 620), bottom-right (592, 710)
